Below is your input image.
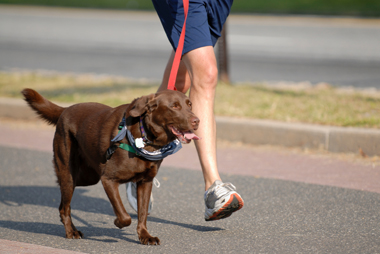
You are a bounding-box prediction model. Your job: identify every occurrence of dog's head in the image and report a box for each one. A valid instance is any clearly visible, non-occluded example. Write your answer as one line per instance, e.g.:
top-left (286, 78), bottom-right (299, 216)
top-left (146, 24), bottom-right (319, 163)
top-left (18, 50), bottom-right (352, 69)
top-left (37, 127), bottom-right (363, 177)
top-left (129, 90), bottom-right (200, 145)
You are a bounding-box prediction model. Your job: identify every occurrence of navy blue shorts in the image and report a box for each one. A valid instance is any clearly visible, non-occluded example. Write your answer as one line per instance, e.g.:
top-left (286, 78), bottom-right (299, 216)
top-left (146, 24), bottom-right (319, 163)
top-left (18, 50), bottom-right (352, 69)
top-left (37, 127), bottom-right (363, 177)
top-left (152, 0), bottom-right (233, 55)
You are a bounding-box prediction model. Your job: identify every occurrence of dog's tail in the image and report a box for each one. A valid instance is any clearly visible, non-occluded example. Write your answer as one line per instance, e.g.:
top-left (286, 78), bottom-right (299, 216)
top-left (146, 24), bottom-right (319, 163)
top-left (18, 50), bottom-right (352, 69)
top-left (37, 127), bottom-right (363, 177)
top-left (21, 88), bottom-right (65, 126)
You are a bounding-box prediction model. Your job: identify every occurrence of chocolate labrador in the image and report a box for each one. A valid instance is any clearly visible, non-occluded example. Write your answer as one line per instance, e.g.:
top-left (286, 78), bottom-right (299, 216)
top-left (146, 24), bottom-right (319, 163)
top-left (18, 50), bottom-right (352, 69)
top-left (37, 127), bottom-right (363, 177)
top-left (22, 88), bottom-right (200, 245)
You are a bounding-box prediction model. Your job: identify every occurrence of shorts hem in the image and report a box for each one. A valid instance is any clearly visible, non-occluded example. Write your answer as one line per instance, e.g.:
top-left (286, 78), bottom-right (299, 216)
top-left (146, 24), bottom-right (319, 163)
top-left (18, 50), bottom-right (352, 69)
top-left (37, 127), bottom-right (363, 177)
top-left (182, 41), bottom-right (214, 55)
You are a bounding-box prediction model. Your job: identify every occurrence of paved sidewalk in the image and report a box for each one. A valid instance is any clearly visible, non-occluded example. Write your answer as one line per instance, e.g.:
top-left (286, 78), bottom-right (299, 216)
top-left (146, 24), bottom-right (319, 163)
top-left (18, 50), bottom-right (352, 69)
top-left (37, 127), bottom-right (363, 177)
top-left (1, 116), bottom-right (379, 194)
top-left (2, 96), bottom-right (380, 156)
top-left (0, 239), bottom-right (86, 254)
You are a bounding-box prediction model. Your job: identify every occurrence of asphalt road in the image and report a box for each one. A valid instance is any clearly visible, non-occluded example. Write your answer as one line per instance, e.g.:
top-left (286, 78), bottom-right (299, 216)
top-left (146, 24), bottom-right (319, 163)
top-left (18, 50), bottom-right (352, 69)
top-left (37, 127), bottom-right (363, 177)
top-left (1, 5), bottom-right (380, 88)
top-left (1, 145), bottom-right (380, 253)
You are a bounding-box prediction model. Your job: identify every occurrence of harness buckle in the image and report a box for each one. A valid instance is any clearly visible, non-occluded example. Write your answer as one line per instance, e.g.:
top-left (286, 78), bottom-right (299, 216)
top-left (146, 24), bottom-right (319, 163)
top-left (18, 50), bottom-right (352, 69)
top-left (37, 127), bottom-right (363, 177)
top-left (106, 144), bottom-right (118, 160)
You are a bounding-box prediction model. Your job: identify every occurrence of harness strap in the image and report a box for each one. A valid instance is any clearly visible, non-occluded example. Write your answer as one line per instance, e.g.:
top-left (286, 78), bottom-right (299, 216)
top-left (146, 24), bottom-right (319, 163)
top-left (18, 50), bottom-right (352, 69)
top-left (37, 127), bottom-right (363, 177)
top-left (119, 143), bottom-right (137, 154)
top-left (106, 117), bottom-right (182, 161)
top-left (106, 143), bottom-right (138, 160)
top-left (107, 118), bottom-right (137, 160)
top-left (167, 0), bottom-right (189, 91)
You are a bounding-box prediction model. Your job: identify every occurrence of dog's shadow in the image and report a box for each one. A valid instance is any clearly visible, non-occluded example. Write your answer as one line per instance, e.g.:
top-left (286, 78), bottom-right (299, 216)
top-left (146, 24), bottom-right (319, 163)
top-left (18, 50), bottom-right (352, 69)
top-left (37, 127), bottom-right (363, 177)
top-left (0, 219), bottom-right (141, 244)
top-left (0, 185), bottom-right (223, 242)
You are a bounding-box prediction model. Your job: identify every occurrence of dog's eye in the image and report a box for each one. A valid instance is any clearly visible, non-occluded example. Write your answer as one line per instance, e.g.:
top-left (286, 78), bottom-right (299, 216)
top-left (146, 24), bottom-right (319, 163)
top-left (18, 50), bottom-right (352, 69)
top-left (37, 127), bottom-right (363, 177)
top-left (172, 102), bottom-right (181, 109)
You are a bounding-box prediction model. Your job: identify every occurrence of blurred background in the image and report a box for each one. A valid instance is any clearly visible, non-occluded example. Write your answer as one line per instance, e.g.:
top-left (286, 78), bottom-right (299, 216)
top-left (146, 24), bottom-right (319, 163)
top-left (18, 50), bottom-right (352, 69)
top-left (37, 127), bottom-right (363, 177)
top-left (1, 0), bottom-right (380, 127)
top-left (1, 0), bottom-right (380, 16)
top-left (1, 0), bottom-right (380, 87)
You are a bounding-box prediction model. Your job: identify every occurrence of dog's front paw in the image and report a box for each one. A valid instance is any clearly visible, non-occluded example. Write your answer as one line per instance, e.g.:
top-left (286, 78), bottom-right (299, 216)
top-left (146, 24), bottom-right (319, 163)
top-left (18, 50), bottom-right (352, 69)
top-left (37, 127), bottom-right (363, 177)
top-left (114, 217), bottom-right (131, 229)
top-left (66, 230), bottom-right (83, 239)
top-left (138, 228), bottom-right (160, 245)
top-left (139, 235), bottom-right (160, 245)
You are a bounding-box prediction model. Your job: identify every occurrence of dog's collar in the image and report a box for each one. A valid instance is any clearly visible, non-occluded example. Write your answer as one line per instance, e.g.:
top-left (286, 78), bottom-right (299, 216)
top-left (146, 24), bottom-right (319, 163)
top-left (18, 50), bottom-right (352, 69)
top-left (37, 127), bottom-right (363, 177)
top-left (139, 116), bottom-right (153, 145)
top-left (106, 117), bottom-right (182, 161)
top-left (125, 128), bottom-right (182, 161)
top-left (111, 117), bottom-right (150, 147)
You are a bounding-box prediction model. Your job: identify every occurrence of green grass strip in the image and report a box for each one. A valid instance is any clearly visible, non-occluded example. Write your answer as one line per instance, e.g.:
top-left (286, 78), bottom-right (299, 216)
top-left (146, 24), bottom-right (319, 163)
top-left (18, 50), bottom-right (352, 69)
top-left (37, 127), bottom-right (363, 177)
top-left (1, 71), bottom-right (379, 128)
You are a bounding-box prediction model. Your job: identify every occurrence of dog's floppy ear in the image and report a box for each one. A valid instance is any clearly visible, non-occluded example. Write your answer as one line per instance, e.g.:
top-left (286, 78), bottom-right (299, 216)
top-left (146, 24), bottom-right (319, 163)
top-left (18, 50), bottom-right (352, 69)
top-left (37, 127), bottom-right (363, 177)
top-left (129, 93), bottom-right (157, 117)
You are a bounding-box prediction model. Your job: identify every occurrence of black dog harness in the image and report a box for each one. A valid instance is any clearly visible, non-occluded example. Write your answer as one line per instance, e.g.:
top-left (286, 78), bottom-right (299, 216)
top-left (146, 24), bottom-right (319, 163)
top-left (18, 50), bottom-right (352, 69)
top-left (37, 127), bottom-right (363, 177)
top-left (106, 117), bottom-right (182, 161)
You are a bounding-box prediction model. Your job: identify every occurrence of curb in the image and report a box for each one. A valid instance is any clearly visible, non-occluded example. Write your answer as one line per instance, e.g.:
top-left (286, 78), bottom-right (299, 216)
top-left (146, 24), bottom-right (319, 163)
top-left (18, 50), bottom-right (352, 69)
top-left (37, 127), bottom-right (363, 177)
top-left (216, 117), bottom-right (380, 156)
top-left (1, 97), bottom-right (380, 156)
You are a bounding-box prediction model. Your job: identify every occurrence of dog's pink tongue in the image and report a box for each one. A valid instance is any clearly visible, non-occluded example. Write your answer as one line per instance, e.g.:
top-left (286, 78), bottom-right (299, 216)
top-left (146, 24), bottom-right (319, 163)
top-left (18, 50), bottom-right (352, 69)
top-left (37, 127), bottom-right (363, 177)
top-left (184, 132), bottom-right (201, 140)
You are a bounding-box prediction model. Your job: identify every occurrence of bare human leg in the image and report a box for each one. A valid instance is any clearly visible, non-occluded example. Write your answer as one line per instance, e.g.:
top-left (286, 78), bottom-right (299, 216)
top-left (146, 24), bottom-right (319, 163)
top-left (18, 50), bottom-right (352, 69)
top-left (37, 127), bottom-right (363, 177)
top-left (157, 46), bottom-right (221, 190)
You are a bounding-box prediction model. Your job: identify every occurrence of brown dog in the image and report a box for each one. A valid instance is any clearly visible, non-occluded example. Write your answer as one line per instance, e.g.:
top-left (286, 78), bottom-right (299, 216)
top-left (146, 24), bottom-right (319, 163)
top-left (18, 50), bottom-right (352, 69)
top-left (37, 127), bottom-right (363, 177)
top-left (22, 88), bottom-right (200, 245)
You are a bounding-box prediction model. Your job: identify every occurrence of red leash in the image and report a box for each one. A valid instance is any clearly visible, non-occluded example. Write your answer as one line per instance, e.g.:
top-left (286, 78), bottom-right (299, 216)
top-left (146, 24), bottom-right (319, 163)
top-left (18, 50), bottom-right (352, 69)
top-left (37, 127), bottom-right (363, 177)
top-left (167, 0), bottom-right (189, 91)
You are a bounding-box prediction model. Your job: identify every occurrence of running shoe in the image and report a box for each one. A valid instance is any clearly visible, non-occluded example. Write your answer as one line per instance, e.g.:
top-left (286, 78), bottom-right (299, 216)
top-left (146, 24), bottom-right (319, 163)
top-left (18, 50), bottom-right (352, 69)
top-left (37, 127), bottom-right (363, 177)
top-left (204, 180), bottom-right (244, 221)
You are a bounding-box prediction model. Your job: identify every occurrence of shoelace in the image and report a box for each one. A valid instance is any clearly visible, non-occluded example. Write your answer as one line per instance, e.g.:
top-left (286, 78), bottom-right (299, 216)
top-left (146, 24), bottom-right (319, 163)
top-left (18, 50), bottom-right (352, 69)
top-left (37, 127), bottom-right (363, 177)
top-left (207, 182), bottom-right (236, 199)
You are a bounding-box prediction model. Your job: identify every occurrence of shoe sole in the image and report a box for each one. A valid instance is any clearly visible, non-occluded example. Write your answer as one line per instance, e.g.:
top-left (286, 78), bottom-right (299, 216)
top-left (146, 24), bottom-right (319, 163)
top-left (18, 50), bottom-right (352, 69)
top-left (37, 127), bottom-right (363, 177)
top-left (205, 193), bottom-right (244, 221)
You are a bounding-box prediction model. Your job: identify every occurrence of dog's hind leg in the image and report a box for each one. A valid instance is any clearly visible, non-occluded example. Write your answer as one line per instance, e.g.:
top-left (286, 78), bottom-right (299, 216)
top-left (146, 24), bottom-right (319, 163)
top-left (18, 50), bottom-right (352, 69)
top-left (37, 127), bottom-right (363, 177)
top-left (101, 177), bottom-right (132, 229)
top-left (54, 136), bottom-right (83, 239)
top-left (58, 181), bottom-right (83, 239)
top-left (57, 172), bottom-right (83, 239)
